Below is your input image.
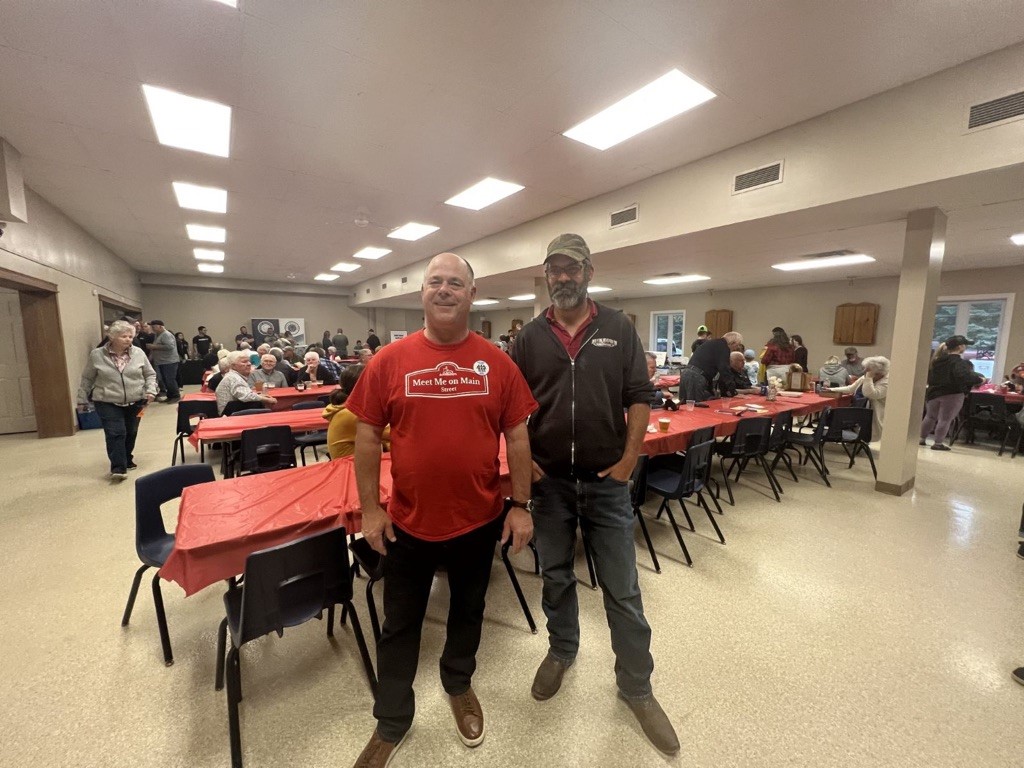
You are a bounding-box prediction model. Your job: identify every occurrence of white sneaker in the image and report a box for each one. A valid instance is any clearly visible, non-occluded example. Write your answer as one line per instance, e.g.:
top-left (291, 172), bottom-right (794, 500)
top-left (110, 470), bottom-right (128, 481)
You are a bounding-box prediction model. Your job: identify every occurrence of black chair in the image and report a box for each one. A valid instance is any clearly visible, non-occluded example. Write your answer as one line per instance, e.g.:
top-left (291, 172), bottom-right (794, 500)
top-left (223, 402), bottom-right (272, 417)
top-left (714, 417), bottom-right (779, 504)
top-left (629, 455), bottom-right (661, 573)
top-left (645, 439), bottom-right (723, 567)
top-left (823, 407), bottom-right (878, 478)
top-left (961, 393), bottom-right (1021, 456)
top-left (121, 464), bottom-right (216, 666)
top-left (317, 394), bottom-right (332, 405)
top-left (238, 426), bottom-right (297, 475)
top-left (498, 504), bottom-right (542, 633)
top-left (290, 401), bottom-right (330, 464)
top-left (782, 407), bottom-right (832, 486)
top-left (214, 527), bottom-right (375, 768)
top-left (171, 400), bottom-right (218, 465)
top-left (291, 400), bottom-right (323, 410)
top-left (767, 410), bottom-right (799, 485)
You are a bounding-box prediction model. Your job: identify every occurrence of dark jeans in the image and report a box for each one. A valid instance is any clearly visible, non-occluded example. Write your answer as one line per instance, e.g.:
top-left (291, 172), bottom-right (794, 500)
top-left (93, 401), bottom-right (145, 472)
top-left (679, 367), bottom-right (712, 403)
top-left (157, 363), bottom-right (180, 399)
top-left (532, 474), bottom-right (655, 699)
top-left (374, 517), bottom-right (500, 742)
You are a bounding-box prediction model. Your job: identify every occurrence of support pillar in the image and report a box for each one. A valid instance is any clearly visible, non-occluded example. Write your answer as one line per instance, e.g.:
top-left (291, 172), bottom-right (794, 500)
top-left (875, 208), bottom-right (946, 496)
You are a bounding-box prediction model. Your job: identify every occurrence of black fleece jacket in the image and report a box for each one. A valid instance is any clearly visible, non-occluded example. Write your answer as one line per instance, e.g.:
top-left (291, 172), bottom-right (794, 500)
top-left (926, 354), bottom-right (983, 400)
top-left (511, 303), bottom-right (653, 478)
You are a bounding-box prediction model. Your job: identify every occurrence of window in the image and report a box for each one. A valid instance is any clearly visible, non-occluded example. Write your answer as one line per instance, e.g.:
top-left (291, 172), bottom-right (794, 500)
top-left (649, 311), bottom-right (685, 363)
top-left (931, 295), bottom-right (1014, 380)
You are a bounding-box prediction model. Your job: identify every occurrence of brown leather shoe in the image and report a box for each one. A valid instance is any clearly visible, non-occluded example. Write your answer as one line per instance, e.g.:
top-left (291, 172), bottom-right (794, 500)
top-left (531, 652), bottom-right (574, 701)
top-left (448, 687), bottom-right (485, 747)
top-left (618, 692), bottom-right (680, 755)
top-left (352, 729), bottom-right (406, 768)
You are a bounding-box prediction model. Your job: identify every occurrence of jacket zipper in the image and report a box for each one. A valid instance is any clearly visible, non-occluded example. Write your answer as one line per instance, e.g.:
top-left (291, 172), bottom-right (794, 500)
top-left (568, 325), bottom-right (601, 476)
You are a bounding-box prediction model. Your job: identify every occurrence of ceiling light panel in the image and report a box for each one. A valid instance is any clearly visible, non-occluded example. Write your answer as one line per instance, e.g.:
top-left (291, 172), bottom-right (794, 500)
top-left (353, 247), bottom-right (392, 260)
top-left (1011, 233), bottom-right (1024, 246)
top-left (197, 263), bottom-right (223, 273)
top-left (587, 286), bottom-right (611, 293)
top-left (193, 248), bottom-right (225, 261)
top-left (388, 222), bottom-right (439, 241)
top-left (445, 178), bottom-right (525, 210)
top-left (186, 224), bottom-right (226, 243)
top-left (643, 274), bottom-right (711, 285)
top-left (142, 85), bottom-right (231, 158)
top-left (330, 262), bottom-right (361, 273)
top-left (563, 69), bottom-right (716, 151)
top-left (173, 182), bottom-right (227, 213)
top-left (314, 273), bottom-right (340, 282)
top-left (508, 294), bottom-right (536, 301)
top-left (209, 0), bottom-right (239, 6)
top-left (472, 299), bottom-right (499, 306)
top-left (772, 254), bottom-right (876, 271)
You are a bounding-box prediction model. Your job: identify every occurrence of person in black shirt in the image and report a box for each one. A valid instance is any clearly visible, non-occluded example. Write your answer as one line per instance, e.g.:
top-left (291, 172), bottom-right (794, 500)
top-left (366, 329), bottom-right (381, 352)
top-left (721, 351), bottom-right (760, 395)
top-left (690, 324), bottom-right (710, 354)
top-left (679, 332), bottom-right (745, 402)
top-left (235, 326), bottom-right (252, 350)
top-left (193, 326), bottom-right (213, 358)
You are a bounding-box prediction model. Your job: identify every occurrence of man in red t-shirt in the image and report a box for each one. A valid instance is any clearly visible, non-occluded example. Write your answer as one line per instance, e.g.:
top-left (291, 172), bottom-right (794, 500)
top-left (347, 252), bottom-right (537, 768)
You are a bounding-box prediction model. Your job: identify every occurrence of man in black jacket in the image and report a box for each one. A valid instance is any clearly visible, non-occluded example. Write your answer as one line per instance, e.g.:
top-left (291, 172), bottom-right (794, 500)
top-left (512, 233), bottom-right (678, 756)
top-left (680, 331), bottom-right (745, 402)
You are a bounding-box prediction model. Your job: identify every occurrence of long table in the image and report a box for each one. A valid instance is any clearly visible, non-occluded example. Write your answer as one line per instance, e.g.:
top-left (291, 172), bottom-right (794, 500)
top-left (642, 392), bottom-right (846, 454)
top-left (183, 384), bottom-right (337, 412)
top-left (188, 409), bottom-right (329, 450)
top-left (972, 386), bottom-right (1024, 405)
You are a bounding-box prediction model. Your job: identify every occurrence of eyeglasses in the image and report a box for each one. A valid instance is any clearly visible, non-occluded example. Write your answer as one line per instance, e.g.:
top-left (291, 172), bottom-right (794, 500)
top-left (545, 263), bottom-right (585, 278)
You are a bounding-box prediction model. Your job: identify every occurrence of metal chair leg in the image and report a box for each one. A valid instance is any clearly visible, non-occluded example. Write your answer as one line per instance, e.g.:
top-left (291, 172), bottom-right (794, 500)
top-left (122, 564), bottom-right (149, 626)
top-left (757, 456), bottom-right (781, 501)
top-left (343, 602), bottom-right (378, 694)
top-left (662, 504), bottom-right (692, 567)
top-left (366, 579), bottom-right (382, 643)
top-left (696, 492), bottom-right (725, 544)
top-left (215, 617), bottom-right (228, 690)
top-left (226, 646), bottom-right (243, 768)
top-left (633, 506), bottom-right (661, 573)
top-left (501, 542), bottom-right (538, 633)
top-left (719, 456), bottom-right (735, 506)
top-left (678, 498), bottom-right (696, 531)
top-left (151, 572), bottom-right (174, 666)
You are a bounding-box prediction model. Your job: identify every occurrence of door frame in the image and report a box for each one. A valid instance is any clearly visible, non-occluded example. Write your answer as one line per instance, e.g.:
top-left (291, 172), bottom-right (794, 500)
top-left (936, 293), bottom-right (1015, 380)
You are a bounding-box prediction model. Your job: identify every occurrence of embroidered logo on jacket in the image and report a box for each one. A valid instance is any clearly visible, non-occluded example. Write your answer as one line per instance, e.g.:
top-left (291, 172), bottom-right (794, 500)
top-left (591, 338), bottom-right (618, 348)
top-left (405, 361), bottom-right (489, 398)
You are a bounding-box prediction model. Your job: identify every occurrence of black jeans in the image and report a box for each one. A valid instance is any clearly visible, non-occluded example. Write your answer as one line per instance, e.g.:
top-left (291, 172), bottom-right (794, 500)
top-left (374, 517), bottom-right (500, 742)
top-left (157, 362), bottom-right (180, 399)
top-left (93, 401), bottom-right (145, 472)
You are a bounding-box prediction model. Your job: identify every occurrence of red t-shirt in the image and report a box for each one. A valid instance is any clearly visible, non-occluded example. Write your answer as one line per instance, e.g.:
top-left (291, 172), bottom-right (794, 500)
top-left (346, 330), bottom-right (538, 541)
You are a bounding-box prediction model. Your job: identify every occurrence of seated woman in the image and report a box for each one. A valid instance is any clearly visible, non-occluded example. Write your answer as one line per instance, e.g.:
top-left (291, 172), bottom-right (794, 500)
top-left (323, 364), bottom-right (390, 459)
top-left (818, 356), bottom-right (849, 387)
top-left (824, 355), bottom-right (889, 440)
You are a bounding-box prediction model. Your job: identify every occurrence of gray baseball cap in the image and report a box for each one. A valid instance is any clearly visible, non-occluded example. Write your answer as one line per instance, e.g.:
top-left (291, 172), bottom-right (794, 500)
top-left (545, 233), bottom-right (591, 263)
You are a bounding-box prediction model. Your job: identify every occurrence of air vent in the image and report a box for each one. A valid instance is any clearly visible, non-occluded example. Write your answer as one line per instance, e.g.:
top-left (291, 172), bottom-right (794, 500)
top-left (732, 161), bottom-right (783, 194)
top-left (365, 288), bottom-right (370, 294)
top-left (968, 90), bottom-right (1024, 129)
top-left (381, 283), bottom-right (386, 289)
top-left (610, 204), bottom-right (638, 228)
top-left (401, 276), bottom-right (408, 284)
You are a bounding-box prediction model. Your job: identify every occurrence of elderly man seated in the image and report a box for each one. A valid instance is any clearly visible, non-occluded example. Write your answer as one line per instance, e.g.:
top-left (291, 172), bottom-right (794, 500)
top-left (723, 351), bottom-right (760, 395)
top-left (216, 351), bottom-right (278, 415)
top-left (296, 350), bottom-right (339, 385)
top-left (249, 353), bottom-right (288, 389)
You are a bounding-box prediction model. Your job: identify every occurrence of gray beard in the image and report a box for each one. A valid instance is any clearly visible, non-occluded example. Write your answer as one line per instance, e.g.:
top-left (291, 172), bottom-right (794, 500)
top-left (549, 281), bottom-right (589, 310)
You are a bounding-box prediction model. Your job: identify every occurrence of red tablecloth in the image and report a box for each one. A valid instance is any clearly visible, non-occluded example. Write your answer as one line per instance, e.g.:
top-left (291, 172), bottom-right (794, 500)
top-left (642, 393), bottom-right (845, 454)
top-left (188, 409), bottom-right (328, 449)
top-left (183, 385), bottom-right (337, 412)
top-left (972, 386), bottom-right (1024, 404)
top-left (656, 375), bottom-right (680, 387)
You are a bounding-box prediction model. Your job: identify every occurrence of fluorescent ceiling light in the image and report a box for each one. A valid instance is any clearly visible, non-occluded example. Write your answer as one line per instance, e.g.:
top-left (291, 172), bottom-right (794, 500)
top-left (197, 263), bottom-right (223, 274)
top-left (772, 254), bottom-right (876, 272)
top-left (563, 69), bottom-right (716, 151)
top-left (472, 299), bottom-right (499, 306)
top-left (173, 182), bottom-right (227, 213)
top-left (388, 222), bottom-right (439, 241)
top-left (142, 84), bottom-right (231, 158)
top-left (330, 262), bottom-right (361, 273)
top-left (1011, 233), bottom-right (1024, 246)
top-left (186, 224), bottom-right (226, 243)
top-left (445, 177), bottom-right (524, 210)
top-left (643, 274), bottom-right (711, 285)
top-left (193, 248), bottom-right (225, 261)
top-left (209, 0), bottom-right (239, 6)
top-left (314, 273), bottom-right (340, 282)
top-left (588, 286), bottom-right (611, 293)
top-left (353, 246), bottom-right (392, 260)
top-left (508, 293), bottom-right (536, 301)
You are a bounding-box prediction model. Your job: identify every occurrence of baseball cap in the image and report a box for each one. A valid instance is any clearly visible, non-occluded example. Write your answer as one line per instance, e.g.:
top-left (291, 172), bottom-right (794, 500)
top-left (545, 233), bottom-right (590, 263)
top-left (944, 335), bottom-right (974, 348)
top-left (844, 347), bottom-right (858, 355)
top-left (697, 325), bottom-right (709, 334)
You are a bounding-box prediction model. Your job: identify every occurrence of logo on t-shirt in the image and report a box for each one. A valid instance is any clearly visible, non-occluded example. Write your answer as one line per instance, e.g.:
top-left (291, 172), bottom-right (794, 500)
top-left (591, 337), bottom-right (618, 348)
top-left (473, 360), bottom-right (490, 375)
top-left (405, 361), bottom-right (489, 398)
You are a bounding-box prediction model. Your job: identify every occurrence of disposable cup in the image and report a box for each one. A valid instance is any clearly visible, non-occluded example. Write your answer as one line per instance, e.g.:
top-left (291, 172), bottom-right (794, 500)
top-left (658, 418), bottom-right (671, 433)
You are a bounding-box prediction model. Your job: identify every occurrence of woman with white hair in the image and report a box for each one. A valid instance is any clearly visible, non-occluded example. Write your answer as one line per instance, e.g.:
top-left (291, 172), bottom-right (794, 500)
top-left (76, 319), bottom-right (158, 480)
top-left (824, 355), bottom-right (889, 439)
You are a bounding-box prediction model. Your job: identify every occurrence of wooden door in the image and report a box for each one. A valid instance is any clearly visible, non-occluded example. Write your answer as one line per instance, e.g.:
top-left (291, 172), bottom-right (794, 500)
top-left (704, 309), bottom-right (733, 338)
top-left (0, 287), bottom-right (36, 434)
top-left (834, 303), bottom-right (879, 344)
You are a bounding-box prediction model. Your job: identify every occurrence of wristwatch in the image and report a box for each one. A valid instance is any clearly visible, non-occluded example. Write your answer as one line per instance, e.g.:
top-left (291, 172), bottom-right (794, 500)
top-left (508, 498), bottom-right (535, 513)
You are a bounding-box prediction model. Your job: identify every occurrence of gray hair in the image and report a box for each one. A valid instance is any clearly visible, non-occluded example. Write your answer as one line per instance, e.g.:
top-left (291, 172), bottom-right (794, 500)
top-left (824, 355), bottom-right (840, 365)
top-left (239, 341), bottom-right (251, 350)
top-left (226, 350), bottom-right (251, 367)
top-left (107, 319), bottom-right (136, 338)
top-left (863, 356), bottom-right (890, 375)
top-left (304, 351), bottom-right (320, 363)
top-left (358, 349), bottom-right (373, 361)
top-left (645, 352), bottom-right (657, 363)
top-left (217, 358), bottom-right (232, 373)
top-left (257, 343), bottom-right (271, 354)
top-left (269, 347), bottom-right (284, 361)
top-left (723, 331), bottom-right (744, 345)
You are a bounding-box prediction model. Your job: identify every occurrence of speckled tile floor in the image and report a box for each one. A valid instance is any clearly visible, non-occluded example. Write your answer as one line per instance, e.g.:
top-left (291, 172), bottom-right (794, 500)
top-left (1, 388), bottom-right (1022, 767)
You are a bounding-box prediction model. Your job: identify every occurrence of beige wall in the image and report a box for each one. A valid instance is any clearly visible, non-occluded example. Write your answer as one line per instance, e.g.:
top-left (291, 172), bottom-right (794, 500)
top-left (0, 187), bottom-right (140, 426)
top-left (475, 264), bottom-right (1022, 374)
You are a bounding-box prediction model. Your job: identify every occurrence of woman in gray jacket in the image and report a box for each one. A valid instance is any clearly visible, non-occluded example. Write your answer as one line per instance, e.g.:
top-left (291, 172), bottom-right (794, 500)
top-left (77, 320), bottom-right (158, 480)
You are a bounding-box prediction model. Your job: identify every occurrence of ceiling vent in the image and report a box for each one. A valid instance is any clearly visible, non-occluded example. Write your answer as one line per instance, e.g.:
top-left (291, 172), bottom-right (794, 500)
top-left (610, 203), bottom-right (638, 228)
top-left (732, 160), bottom-right (783, 195)
top-left (401, 276), bottom-right (408, 284)
top-left (968, 90), bottom-right (1024, 129)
